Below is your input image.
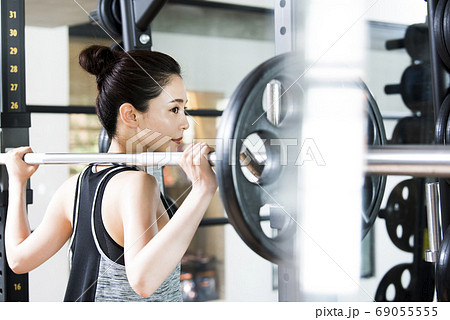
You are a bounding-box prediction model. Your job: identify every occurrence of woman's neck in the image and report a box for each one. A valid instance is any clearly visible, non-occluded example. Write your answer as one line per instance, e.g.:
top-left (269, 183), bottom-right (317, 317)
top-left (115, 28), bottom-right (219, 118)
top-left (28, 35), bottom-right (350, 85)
top-left (107, 139), bottom-right (126, 153)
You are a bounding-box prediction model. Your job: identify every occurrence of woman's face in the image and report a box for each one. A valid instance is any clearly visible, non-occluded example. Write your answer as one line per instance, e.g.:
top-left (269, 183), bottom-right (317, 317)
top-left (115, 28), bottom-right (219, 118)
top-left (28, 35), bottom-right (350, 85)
top-left (136, 75), bottom-right (190, 152)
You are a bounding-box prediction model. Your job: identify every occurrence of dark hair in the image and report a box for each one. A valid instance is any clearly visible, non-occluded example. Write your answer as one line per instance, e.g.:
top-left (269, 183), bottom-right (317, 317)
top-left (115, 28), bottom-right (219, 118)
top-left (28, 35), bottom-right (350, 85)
top-left (79, 45), bottom-right (181, 138)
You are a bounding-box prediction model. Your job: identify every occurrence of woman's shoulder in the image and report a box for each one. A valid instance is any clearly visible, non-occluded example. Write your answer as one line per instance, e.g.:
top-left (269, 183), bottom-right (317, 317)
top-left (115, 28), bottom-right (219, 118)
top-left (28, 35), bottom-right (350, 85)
top-left (106, 169), bottom-right (161, 217)
top-left (57, 172), bottom-right (80, 197)
top-left (45, 172), bottom-right (81, 222)
top-left (109, 168), bottom-right (160, 195)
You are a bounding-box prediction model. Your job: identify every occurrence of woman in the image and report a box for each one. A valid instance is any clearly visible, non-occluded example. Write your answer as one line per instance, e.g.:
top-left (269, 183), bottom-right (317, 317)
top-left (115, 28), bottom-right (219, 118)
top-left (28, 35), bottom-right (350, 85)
top-left (4, 45), bottom-right (217, 301)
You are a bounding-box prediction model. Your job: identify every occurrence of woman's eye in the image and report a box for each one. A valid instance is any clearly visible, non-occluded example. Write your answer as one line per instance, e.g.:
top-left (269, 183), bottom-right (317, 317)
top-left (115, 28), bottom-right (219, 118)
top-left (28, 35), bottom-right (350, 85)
top-left (171, 107), bottom-right (179, 114)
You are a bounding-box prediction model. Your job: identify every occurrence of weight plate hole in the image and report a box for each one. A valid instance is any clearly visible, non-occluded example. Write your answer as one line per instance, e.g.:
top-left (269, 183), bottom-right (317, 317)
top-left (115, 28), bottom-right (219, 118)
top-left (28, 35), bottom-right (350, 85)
top-left (401, 269), bottom-right (411, 289)
top-left (396, 225), bottom-right (403, 239)
top-left (386, 283), bottom-right (396, 301)
top-left (259, 204), bottom-right (287, 239)
top-left (409, 235), bottom-right (414, 248)
top-left (240, 133), bottom-right (267, 184)
top-left (402, 187), bottom-right (409, 200)
top-left (394, 203), bottom-right (400, 211)
top-left (266, 223), bottom-right (278, 239)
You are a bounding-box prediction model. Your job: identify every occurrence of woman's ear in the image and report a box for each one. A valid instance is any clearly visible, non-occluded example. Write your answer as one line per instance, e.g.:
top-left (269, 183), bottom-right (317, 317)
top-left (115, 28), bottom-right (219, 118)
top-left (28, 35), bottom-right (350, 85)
top-left (118, 103), bottom-right (139, 128)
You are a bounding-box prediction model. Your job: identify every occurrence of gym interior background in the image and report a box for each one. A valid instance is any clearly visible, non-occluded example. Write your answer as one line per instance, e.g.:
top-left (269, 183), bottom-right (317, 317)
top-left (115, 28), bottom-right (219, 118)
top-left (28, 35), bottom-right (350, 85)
top-left (0, 0), bottom-right (436, 301)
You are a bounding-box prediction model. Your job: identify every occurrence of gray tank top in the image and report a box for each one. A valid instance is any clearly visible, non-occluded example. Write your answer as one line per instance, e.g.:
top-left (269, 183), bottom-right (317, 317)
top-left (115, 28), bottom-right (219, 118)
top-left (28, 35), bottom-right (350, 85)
top-left (66, 165), bottom-right (182, 302)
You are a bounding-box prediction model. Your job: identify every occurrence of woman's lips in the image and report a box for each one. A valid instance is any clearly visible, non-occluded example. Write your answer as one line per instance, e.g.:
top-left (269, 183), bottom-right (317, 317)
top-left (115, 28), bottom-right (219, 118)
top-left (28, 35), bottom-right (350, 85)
top-left (171, 137), bottom-right (183, 144)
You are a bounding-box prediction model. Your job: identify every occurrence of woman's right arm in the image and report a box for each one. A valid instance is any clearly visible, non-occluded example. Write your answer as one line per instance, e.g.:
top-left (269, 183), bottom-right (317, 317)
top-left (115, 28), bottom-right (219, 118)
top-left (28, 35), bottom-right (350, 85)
top-left (5, 147), bottom-right (75, 274)
top-left (122, 143), bottom-right (217, 297)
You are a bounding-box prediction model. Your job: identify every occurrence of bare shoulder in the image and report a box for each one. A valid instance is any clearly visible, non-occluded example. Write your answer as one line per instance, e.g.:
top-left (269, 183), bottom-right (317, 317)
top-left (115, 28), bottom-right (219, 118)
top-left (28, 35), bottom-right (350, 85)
top-left (46, 173), bottom-right (80, 223)
top-left (110, 170), bottom-right (159, 196)
top-left (56, 173), bottom-right (80, 197)
top-left (107, 170), bottom-right (161, 222)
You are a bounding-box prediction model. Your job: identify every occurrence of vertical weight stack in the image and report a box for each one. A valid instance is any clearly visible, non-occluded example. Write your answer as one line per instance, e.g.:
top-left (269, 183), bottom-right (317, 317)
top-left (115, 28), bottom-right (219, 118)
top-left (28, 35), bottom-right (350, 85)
top-left (0, 0), bottom-right (31, 302)
top-left (377, 20), bottom-right (435, 302)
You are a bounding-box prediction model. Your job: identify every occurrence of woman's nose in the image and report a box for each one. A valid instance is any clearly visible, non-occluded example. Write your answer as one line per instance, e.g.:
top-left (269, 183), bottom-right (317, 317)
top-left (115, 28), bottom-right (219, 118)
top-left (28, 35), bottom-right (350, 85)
top-left (181, 112), bottom-right (190, 130)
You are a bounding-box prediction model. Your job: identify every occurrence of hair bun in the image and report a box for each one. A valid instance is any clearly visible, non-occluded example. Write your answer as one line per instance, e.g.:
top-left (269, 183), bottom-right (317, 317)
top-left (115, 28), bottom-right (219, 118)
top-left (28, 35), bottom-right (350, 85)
top-left (79, 45), bottom-right (119, 81)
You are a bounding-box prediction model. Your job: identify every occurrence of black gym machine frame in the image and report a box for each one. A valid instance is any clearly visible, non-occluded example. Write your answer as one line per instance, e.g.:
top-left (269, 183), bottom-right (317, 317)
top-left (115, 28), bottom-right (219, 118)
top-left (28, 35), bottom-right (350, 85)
top-left (0, 0), bottom-right (30, 302)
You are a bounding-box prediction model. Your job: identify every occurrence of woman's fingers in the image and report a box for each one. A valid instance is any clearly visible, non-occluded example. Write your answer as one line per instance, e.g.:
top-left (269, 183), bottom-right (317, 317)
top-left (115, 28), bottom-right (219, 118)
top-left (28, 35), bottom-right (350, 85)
top-left (5, 147), bottom-right (39, 184)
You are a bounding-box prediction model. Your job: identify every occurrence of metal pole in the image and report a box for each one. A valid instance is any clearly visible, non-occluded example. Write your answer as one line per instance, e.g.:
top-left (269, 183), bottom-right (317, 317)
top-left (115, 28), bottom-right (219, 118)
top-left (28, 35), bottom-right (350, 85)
top-left (366, 145), bottom-right (450, 177)
top-left (425, 182), bottom-right (443, 263)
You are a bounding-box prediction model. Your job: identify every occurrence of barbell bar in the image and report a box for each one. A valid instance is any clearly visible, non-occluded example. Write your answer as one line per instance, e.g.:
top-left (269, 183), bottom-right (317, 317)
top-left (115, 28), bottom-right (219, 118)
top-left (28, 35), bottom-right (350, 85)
top-left (2, 145), bottom-right (450, 177)
top-left (366, 145), bottom-right (450, 176)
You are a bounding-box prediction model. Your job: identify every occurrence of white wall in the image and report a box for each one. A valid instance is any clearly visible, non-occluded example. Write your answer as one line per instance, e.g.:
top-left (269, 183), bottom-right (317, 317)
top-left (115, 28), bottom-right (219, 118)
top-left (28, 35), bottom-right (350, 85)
top-left (25, 26), bottom-right (70, 302)
top-left (366, 0), bottom-right (427, 25)
top-left (224, 225), bottom-right (278, 301)
top-left (152, 32), bottom-right (275, 98)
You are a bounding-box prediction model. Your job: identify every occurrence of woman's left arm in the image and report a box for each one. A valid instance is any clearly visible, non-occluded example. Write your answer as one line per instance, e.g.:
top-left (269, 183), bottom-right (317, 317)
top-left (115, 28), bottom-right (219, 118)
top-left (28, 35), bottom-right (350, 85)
top-left (5, 147), bottom-right (75, 273)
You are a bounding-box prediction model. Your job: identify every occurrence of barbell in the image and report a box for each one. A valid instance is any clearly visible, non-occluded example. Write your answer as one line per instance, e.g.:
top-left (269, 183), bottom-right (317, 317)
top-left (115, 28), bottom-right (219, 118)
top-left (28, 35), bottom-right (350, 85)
top-left (2, 52), bottom-right (449, 265)
top-left (5, 146), bottom-right (450, 175)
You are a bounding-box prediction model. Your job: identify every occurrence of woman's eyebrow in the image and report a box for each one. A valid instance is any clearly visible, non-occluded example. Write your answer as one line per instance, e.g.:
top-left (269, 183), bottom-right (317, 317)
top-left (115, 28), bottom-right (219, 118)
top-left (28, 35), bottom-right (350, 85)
top-left (169, 98), bottom-right (188, 104)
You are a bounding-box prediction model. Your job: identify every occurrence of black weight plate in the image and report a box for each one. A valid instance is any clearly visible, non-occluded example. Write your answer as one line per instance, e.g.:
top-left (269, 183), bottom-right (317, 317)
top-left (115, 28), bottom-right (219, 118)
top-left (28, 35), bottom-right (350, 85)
top-left (216, 52), bottom-right (301, 265)
top-left (97, 0), bottom-right (122, 37)
top-left (390, 116), bottom-right (435, 145)
top-left (405, 23), bottom-right (430, 62)
top-left (378, 179), bottom-right (417, 252)
top-left (375, 263), bottom-right (413, 301)
top-left (437, 94), bottom-right (450, 184)
top-left (442, 95), bottom-right (450, 143)
top-left (400, 64), bottom-right (433, 114)
top-left (437, 225), bottom-right (450, 301)
top-left (362, 82), bottom-right (387, 239)
top-left (434, 0), bottom-right (450, 69)
top-left (216, 52), bottom-right (386, 264)
top-left (436, 93), bottom-right (450, 144)
top-left (98, 127), bottom-right (111, 153)
top-left (444, 0), bottom-right (450, 60)
top-left (384, 64), bottom-right (433, 115)
top-left (376, 262), bottom-right (434, 302)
